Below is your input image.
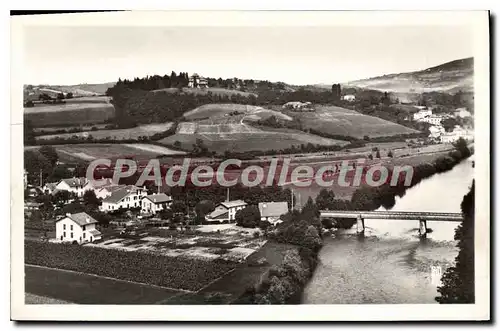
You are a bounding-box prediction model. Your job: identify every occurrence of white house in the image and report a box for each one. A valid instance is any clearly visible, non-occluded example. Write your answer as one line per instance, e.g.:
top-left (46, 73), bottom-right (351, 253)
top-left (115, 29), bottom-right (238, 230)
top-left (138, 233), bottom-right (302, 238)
top-left (55, 212), bottom-right (102, 243)
top-left (205, 200), bottom-right (247, 223)
top-left (94, 184), bottom-right (126, 200)
top-left (440, 126), bottom-right (474, 143)
top-left (342, 94), bottom-right (356, 102)
top-left (428, 125), bottom-right (446, 140)
top-left (141, 193), bottom-right (173, 214)
top-left (413, 109), bottom-right (432, 121)
top-left (282, 101), bottom-right (312, 110)
top-left (420, 114), bottom-right (443, 126)
top-left (54, 177), bottom-right (92, 197)
top-left (188, 73), bottom-right (208, 88)
top-left (258, 202), bottom-right (289, 225)
top-left (454, 108), bottom-right (472, 118)
top-left (100, 185), bottom-right (147, 212)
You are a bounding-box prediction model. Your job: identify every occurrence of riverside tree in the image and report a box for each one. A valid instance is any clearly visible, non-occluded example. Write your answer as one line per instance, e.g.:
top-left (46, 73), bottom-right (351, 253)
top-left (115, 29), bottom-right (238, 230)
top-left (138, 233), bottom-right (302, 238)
top-left (436, 181), bottom-right (475, 303)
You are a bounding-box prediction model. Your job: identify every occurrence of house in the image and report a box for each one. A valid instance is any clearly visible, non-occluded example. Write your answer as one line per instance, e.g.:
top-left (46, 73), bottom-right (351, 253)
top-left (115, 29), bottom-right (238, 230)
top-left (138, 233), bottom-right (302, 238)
top-left (413, 109), bottom-right (432, 121)
top-left (440, 126), bottom-right (474, 143)
top-left (42, 182), bottom-right (58, 195)
top-left (188, 73), bottom-right (208, 88)
top-left (282, 101), bottom-right (312, 110)
top-left (54, 177), bottom-right (92, 197)
top-left (342, 94), bottom-right (356, 102)
top-left (420, 114), bottom-right (442, 125)
top-left (55, 212), bottom-right (102, 243)
top-left (141, 193), bottom-right (173, 214)
top-left (258, 202), bottom-right (288, 225)
top-left (94, 184), bottom-right (126, 200)
top-left (454, 108), bottom-right (472, 118)
top-left (428, 125), bottom-right (446, 140)
top-left (205, 200), bottom-right (248, 223)
top-left (100, 185), bottom-right (147, 212)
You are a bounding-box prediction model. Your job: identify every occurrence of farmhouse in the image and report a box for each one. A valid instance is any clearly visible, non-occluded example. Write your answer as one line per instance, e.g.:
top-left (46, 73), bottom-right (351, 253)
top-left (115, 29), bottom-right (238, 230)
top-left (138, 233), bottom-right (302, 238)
top-left (100, 185), bottom-right (147, 212)
top-left (428, 125), bottom-right (446, 140)
top-left (420, 114), bottom-right (443, 126)
top-left (205, 200), bottom-right (248, 223)
top-left (282, 101), bottom-right (312, 110)
top-left (342, 94), bottom-right (356, 102)
top-left (141, 193), bottom-right (173, 215)
top-left (55, 212), bottom-right (102, 243)
top-left (258, 202), bottom-right (288, 225)
top-left (188, 73), bottom-right (208, 89)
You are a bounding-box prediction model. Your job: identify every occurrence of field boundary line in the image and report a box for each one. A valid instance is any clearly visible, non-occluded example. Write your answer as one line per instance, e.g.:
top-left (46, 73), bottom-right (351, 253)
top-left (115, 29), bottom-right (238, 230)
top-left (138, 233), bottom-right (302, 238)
top-left (25, 264), bottom-right (195, 293)
top-left (195, 267), bottom-right (237, 293)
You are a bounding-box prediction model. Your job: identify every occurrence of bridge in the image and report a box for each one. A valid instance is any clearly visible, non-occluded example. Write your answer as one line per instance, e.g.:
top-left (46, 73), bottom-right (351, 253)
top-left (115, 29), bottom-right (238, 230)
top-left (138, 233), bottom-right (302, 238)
top-left (319, 210), bottom-right (463, 237)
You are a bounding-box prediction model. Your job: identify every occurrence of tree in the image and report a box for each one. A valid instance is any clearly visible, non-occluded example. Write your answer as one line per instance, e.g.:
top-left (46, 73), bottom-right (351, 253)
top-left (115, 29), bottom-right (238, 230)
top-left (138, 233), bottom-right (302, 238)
top-left (436, 181), bottom-right (474, 303)
top-left (57, 93), bottom-right (65, 100)
top-left (66, 92), bottom-right (73, 99)
top-left (453, 137), bottom-right (471, 159)
top-left (171, 200), bottom-right (187, 214)
top-left (303, 225), bottom-right (322, 252)
top-left (159, 208), bottom-right (173, 221)
top-left (368, 154), bottom-right (373, 160)
top-left (315, 189), bottom-right (336, 210)
top-left (442, 118), bottom-right (459, 132)
top-left (23, 120), bottom-right (36, 145)
top-left (39, 146), bottom-right (59, 166)
top-left (235, 205), bottom-right (261, 228)
top-left (363, 135), bottom-right (370, 141)
top-left (387, 150), bottom-right (393, 158)
top-left (375, 150), bottom-right (381, 159)
top-left (83, 190), bottom-right (100, 211)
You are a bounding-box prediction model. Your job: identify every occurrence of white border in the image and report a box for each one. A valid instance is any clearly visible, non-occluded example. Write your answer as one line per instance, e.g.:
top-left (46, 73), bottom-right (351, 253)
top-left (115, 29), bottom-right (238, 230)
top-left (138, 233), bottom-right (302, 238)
top-left (10, 10), bottom-right (490, 321)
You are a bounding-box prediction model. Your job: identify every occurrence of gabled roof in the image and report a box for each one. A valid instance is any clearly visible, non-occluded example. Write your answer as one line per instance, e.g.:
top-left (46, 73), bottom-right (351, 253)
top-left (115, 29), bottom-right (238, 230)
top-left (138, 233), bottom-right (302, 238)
top-left (258, 202), bottom-right (289, 218)
top-left (219, 200), bottom-right (247, 209)
top-left (57, 212), bottom-right (98, 226)
top-left (102, 185), bottom-right (141, 204)
top-left (43, 182), bottom-right (58, 191)
top-left (58, 177), bottom-right (88, 188)
top-left (207, 209), bottom-right (228, 220)
top-left (143, 193), bottom-right (172, 204)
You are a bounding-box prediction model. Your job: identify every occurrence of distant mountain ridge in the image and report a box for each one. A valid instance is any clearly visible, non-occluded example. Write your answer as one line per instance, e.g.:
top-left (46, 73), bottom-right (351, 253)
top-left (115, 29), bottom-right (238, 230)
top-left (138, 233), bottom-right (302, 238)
top-left (344, 57), bottom-right (473, 94)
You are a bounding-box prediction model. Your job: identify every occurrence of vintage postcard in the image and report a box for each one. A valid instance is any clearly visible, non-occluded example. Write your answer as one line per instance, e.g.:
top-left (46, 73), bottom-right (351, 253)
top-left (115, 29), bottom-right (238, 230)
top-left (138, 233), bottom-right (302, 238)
top-left (11, 11), bottom-right (490, 321)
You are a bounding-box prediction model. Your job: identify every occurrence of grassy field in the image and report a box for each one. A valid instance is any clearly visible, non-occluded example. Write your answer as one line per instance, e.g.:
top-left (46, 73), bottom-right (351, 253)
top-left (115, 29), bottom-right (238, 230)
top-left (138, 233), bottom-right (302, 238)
top-left (183, 104), bottom-right (291, 121)
top-left (24, 96), bottom-right (115, 127)
top-left (27, 143), bottom-right (185, 162)
top-left (25, 265), bottom-right (183, 304)
top-left (289, 105), bottom-right (419, 139)
top-left (48, 83), bottom-right (116, 96)
top-left (151, 87), bottom-right (256, 98)
top-left (36, 122), bottom-right (173, 141)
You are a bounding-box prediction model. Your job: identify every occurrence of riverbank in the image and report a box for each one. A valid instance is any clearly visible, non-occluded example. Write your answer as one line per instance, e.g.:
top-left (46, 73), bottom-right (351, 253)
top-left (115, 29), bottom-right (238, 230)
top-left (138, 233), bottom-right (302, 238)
top-left (303, 155), bottom-right (473, 304)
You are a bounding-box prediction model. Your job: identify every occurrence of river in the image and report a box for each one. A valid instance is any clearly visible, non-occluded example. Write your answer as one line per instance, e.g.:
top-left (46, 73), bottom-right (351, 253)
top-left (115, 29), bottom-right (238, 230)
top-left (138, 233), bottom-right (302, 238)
top-left (302, 156), bottom-right (474, 304)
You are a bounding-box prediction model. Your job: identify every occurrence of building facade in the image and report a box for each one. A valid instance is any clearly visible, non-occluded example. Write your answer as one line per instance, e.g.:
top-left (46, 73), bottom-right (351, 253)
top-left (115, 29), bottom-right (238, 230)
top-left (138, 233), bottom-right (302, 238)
top-left (141, 193), bottom-right (173, 214)
top-left (100, 185), bottom-right (147, 212)
top-left (258, 201), bottom-right (289, 225)
top-left (55, 212), bottom-right (102, 243)
top-left (205, 200), bottom-right (248, 223)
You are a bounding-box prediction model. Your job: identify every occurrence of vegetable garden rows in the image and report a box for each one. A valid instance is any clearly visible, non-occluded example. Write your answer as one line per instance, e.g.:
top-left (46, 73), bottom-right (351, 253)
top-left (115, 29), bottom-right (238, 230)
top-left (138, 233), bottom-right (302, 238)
top-left (25, 241), bottom-right (238, 291)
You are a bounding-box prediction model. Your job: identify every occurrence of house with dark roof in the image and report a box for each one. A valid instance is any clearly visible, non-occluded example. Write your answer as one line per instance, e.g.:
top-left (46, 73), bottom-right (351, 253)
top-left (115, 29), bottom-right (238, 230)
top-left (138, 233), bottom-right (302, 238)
top-left (258, 201), bottom-right (288, 225)
top-left (205, 199), bottom-right (247, 223)
top-left (99, 185), bottom-right (147, 212)
top-left (55, 212), bottom-right (101, 243)
top-left (141, 193), bottom-right (173, 215)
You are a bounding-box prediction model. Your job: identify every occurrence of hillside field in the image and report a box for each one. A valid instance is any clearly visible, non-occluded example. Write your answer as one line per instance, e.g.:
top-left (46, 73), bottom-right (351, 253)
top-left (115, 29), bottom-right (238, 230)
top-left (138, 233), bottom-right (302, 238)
top-left (24, 96), bottom-right (115, 127)
top-left (36, 122), bottom-right (173, 141)
top-left (184, 104), bottom-right (291, 122)
top-left (288, 105), bottom-right (419, 139)
top-left (161, 121), bottom-right (348, 153)
top-left (26, 143), bottom-right (186, 163)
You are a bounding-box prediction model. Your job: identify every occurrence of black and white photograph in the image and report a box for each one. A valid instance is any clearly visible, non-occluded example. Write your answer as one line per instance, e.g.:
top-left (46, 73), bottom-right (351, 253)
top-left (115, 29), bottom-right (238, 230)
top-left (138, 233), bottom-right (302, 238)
top-left (10, 10), bottom-right (490, 321)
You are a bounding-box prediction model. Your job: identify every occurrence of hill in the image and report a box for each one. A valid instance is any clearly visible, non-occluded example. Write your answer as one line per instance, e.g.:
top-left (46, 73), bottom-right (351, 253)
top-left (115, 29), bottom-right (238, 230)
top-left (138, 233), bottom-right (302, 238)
top-left (24, 83), bottom-right (115, 98)
top-left (287, 105), bottom-right (419, 139)
top-left (150, 87), bottom-right (256, 98)
top-left (345, 57), bottom-right (473, 94)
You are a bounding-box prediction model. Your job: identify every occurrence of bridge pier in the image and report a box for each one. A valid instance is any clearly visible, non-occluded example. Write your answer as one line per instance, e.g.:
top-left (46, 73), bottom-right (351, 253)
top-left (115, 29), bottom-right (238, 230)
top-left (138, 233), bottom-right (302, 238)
top-left (419, 220), bottom-right (427, 237)
top-left (356, 216), bottom-right (365, 235)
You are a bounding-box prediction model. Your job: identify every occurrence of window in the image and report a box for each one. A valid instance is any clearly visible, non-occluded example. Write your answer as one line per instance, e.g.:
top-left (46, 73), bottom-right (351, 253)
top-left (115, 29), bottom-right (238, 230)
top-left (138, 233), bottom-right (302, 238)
top-left (83, 233), bottom-right (86, 239)
top-left (63, 232), bottom-right (66, 237)
top-left (70, 232), bottom-right (73, 238)
top-left (82, 225), bottom-right (86, 231)
top-left (63, 224), bottom-right (66, 230)
top-left (70, 224), bottom-right (73, 231)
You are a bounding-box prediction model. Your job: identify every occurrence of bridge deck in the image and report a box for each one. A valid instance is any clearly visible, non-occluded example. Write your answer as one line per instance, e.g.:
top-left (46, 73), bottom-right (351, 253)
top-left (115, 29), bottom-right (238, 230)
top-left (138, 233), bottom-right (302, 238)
top-left (319, 210), bottom-right (463, 221)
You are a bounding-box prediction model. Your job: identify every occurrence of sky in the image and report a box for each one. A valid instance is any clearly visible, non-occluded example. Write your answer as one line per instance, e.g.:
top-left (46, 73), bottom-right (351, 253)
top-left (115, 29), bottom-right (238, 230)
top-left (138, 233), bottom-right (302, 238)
top-left (23, 25), bottom-right (473, 86)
